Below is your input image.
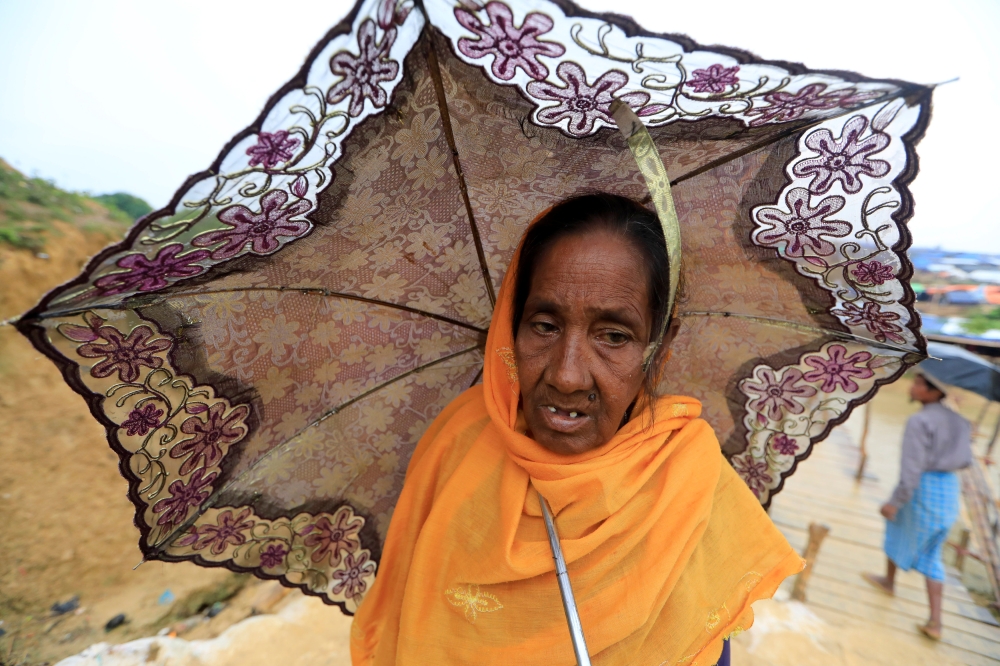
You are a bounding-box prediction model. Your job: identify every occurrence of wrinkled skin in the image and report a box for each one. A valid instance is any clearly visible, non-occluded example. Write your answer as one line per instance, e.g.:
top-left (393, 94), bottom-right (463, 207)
top-left (514, 229), bottom-right (652, 455)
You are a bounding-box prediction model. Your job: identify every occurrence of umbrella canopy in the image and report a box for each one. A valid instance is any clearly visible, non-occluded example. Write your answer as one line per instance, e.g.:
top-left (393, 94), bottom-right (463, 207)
top-left (17, 0), bottom-right (930, 612)
top-left (921, 341), bottom-right (1000, 401)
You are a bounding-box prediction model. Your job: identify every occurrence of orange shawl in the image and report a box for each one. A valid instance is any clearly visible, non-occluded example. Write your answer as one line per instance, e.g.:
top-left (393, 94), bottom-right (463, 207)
top-left (351, 242), bottom-right (803, 665)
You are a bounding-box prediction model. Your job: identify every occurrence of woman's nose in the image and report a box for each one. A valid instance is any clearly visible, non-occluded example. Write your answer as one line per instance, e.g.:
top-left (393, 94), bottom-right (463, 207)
top-left (547, 332), bottom-right (592, 394)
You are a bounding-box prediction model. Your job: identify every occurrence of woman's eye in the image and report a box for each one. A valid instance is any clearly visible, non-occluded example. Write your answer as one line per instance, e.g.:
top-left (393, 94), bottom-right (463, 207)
top-left (602, 331), bottom-right (630, 345)
top-left (531, 321), bottom-right (557, 335)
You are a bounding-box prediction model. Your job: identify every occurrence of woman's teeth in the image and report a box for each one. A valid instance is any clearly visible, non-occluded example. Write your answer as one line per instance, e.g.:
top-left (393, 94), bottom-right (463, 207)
top-left (545, 406), bottom-right (583, 418)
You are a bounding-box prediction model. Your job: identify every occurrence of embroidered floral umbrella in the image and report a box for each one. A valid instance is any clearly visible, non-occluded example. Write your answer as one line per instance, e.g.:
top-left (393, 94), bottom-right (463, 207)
top-left (17, 0), bottom-right (930, 614)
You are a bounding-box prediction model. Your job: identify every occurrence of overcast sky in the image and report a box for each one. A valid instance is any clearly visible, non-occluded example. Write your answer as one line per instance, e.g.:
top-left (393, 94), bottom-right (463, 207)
top-left (1, 0), bottom-right (997, 252)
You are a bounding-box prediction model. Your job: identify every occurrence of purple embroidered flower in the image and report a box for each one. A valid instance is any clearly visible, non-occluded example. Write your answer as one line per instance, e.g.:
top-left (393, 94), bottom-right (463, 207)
top-left (260, 543), bottom-right (288, 568)
top-left (170, 403), bottom-right (250, 476)
top-left (755, 188), bottom-right (851, 258)
top-left (58, 312), bottom-right (106, 343)
top-left (746, 83), bottom-right (879, 127)
top-left (851, 260), bottom-right (895, 286)
top-left (77, 325), bottom-right (172, 383)
top-left (831, 301), bottom-right (905, 344)
top-left (455, 1), bottom-right (566, 81)
top-left (192, 190), bottom-right (311, 260)
top-left (331, 551), bottom-right (376, 600)
top-left (771, 433), bottom-right (799, 456)
top-left (732, 454), bottom-right (774, 498)
top-left (94, 244), bottom-right (210, 295)
top-left (152, 468), bottom-right (217, 528)
top-left (176, 509), bottom-right (254, 555)
top-left (175, 526), bottom-right (199, 548)
top-left (377, 0), bottom-right (412, 29)
top-left (685, 64), bottom-right (740, 94)
top-left (742, 367), bottom-right (817, 422)
top-left (526, 62), bottom-right (666, 136)
top-left (326, 19), bottom-right (399, 117)
top-left (246, 130), bottom-right (301, 169)
top-left (802, 344), bottom-right (874, 393)
top-left (302, 507), bottom-right (364, 567)
top-left (121, 403), bottom-right (164, 437)
top-left (793, 116), bottom-right (890, 194)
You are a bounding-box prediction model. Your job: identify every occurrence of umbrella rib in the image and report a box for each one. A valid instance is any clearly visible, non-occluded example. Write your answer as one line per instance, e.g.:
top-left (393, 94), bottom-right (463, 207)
top-left (148, 344), bottom-right (483, 555)
top-left (468, 365), bottom-right (484, 388)
top-left (678, 310), bottom-right (924, 356)
top-left (300, 344), bottom-right (482, 431)
top-left (425, 37), bottom-right (497, 308)
top-left (670, 87), bottom-right (926, 187)
top-left (32, 286), bottom-right (488, 334)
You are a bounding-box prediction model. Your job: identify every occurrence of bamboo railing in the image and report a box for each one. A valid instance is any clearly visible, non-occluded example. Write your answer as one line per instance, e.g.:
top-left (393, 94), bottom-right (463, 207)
top-left (960, 457), bottom-right (1000, 607)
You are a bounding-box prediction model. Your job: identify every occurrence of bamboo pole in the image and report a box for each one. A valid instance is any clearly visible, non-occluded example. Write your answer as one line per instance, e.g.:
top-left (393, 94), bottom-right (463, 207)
top-left (791, 522), bottom-right (831, 602)
top-left (974, 399), bottom-right (993, 435)
top-left (960, 462), bottom-right (1000, 601)
top-left (954, 528), bottom-right (971, 572)
top-left (855, 402), bottom-right (872, 481)
top-left (987, 411), bottom-right (1000, 459)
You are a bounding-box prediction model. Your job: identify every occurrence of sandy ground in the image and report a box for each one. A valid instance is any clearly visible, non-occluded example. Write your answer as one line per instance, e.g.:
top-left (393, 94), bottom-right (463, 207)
top-left (53, 593), bottom-right (353, 666)
top-left (47, 589), bottom-right (975, 666)
top-left (1, 228), bottom-right (997, 665)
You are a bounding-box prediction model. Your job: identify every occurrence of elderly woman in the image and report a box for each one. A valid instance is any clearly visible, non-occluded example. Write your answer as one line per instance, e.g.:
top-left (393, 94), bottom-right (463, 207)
top-left (351, 194), bottom-right (802, 664)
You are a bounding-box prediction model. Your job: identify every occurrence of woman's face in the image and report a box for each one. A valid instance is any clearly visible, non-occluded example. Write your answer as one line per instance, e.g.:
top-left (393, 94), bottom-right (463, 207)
top-left (514, 228), bottom-right (653, 455)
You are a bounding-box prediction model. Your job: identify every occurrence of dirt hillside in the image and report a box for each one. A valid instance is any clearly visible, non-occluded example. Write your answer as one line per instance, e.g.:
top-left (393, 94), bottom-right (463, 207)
top-left (0, 170), bottom-right (253, 666)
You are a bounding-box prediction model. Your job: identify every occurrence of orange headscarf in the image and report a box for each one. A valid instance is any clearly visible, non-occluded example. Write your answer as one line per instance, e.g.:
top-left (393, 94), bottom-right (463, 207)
top-left (351, 231), bottom-right (803, 665)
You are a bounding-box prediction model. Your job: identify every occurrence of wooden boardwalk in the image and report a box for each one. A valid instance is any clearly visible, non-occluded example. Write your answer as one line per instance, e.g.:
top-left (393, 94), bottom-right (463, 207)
top-left (768, 417), bottom-right (1000, 664)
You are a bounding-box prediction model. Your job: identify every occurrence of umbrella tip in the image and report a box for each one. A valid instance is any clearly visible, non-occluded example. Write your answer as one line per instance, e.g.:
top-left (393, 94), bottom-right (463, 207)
top-left (928, 77), bottom-right (959, 88)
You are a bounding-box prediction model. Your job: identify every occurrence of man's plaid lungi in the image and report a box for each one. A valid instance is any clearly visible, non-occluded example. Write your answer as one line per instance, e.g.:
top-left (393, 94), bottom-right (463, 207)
top-left (884, 470), bottom-right (960, 582)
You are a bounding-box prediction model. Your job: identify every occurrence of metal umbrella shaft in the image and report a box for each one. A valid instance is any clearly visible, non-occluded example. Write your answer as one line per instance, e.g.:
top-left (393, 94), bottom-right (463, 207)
top-left (539, 492), bottom-right (592, 666)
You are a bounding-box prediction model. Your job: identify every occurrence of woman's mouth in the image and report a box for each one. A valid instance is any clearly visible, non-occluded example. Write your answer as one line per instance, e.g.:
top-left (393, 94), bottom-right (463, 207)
top-left (539, 404), bottom-right (590, 433)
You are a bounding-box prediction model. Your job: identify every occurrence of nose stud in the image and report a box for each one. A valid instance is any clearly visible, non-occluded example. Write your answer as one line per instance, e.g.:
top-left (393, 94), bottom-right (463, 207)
top-left (588, 393), bottom-right (596, 402)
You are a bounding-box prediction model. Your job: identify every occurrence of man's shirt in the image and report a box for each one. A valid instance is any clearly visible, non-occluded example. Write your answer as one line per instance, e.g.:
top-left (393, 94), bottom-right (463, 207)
top-left (889, 402), bottom-right (973, 508)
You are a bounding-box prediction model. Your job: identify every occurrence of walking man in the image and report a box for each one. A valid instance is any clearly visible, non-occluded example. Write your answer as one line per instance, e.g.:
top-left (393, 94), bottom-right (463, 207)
top-left (863, 372), bottom-right (972, 640)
